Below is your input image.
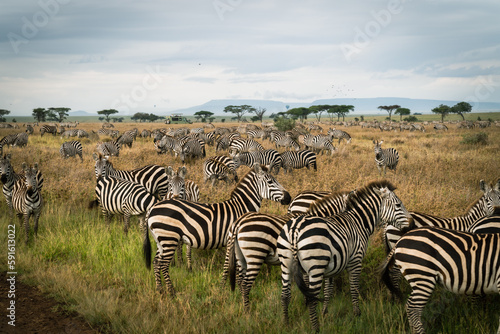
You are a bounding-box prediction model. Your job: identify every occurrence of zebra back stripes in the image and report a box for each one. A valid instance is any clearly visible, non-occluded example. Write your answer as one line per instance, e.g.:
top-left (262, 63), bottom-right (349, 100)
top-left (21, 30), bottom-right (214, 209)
top-left (203, 155), bottom-right (239, 186)
top-left (11, 163), bottom-right (43, 244)
top-left (233, 149), bottom-right (282, 174)
top-left (467, 207), bottom-right (500, 234)
top-left (95, 175), bottom-right (157, 234)
top-left (381, 226), bottom-right (500, 334)
top-left (373, 140), bottom-right (399, 175)
top-left (280, 150), bottom-right (317, 174)
top-left (143, 164), bottom-right (291, 295)
top-left (229, 138), bottom-right (264, 156)
top-left (60, 141), bottom-right (83, 162)
top-left (327, 128), bottom-right (352, 144)
top-left (277, 180), bottom-right (413, 331)
top-left (96, 140), bottom-right (121, 157)
top-left (93, 153), bottom-right (169, 199)
top-left (287, 190), bottom-right (331, 213)
top-left (40, 125), bottom-right (58, 136)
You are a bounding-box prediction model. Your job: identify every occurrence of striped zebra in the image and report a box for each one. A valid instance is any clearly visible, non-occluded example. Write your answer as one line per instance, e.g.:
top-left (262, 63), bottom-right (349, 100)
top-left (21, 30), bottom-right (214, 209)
top-left (311, 134), bottom-right (336, 156)
top-left (143, 164), bottom-right (291, 295)
top-left (433, 123), bottom-right (448, 131)
top-left (228, 138), bottom-right (264, 156)
top-left (154, 135), bottom-right (177, 155)
top-left (1, 133), bottom-right (19, 147)
top-left (96, 140), bottom-right (121, 157)
top-left (25, 124), bottom-right (34, 135)
top-left (222, 190), bottom-right (351, 310)
top-left (380, 227), bottom-right (500, 334)
top-left (327, 128), bottom-right (352, 144)
top-left (272, 132), bottom-right (300, 151)
top-left (233, 149), bottom-right (282, 174)
top-left (287, 190), bottom-right (332, 213)
top-left (373, 140), bottom-right (399, 175)
top-left (277, 180), bottom-right (413, 331)
top-left (12, 163), bottom-right (43, 244)
top-left (203, 155), bottom-right (239, 186)
top-left (467, 207), bottom-right (500, 234)
top-left (94, 175), bottom-right (157, 234)
top-left (174, 137), bottom-right (206, 164)
top-left (246, 128), bottom-right (270, 141)
top-left (93, 153), bottom-right (169, 199)
top-left (61, 129), bottom-right (79, 138)
top-left (280, 150), bottom-right (317, 174)
top-left (97, 128), bottom-right (120, 138)
top-left (115, 132), bottom-right (134, 148)
top-left (40, 125), bottom-right (58, 136)
top-left (384, 179), bottom-right (500, 252)
top-left (1, 154), bottom-right (44, 221)
top-left (60, 141), bottom-right (83, 162)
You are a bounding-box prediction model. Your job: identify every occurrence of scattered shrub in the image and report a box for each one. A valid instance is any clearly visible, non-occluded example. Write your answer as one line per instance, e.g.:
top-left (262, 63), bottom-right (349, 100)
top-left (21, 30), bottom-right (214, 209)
top-left (273, 116), bottom-right (295, 131)
top-left (460, 132), bottom-right (488, 145)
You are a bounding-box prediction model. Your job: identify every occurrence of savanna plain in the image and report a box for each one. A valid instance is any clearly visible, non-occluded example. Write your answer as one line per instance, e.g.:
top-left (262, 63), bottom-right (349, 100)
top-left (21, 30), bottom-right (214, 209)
top-left (1, 118), bottom-right (499, 333)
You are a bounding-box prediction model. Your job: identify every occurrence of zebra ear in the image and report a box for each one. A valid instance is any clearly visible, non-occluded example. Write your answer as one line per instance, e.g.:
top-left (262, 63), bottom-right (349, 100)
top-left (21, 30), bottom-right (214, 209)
top-left (33, 163), bottom-right (38, 170)
top-left (253, 163), bottom-right (263, 174)
top-left (22, 162), bottom-right (27, 171)
top-left (374, 187), bottom-right (390, 199)
top-left (166, 166), bottom-right (174, 177)
top-left (178, 166), bottom-right (187, 178)
top-left (92, 153), bottom-right (98, 161)
top-left (495, 179), bottom-right (500, 191)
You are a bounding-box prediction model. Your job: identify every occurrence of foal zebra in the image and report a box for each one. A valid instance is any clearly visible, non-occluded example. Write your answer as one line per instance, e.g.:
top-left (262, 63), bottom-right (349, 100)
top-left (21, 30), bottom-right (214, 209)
top-left (381, 227), bottom-right (500, 334)
top-left (277, 180), bottom-right (413, 332)
top-left (222, 190), bottom-right (351, 310)
top-left (143, 164), bottom-right (291, 295)
top-left (60, 141), bottom-right (83, 162)
top-left (93, 153), bottom-right (169, 199)
top-left (373, 140), bottom-right (399, 175)
top-left (95, 175), bottom-right (157, 234)
top-left (12, 163), bottom-right (43, 244)
top-left (280, 150), bottom-right (317, 174)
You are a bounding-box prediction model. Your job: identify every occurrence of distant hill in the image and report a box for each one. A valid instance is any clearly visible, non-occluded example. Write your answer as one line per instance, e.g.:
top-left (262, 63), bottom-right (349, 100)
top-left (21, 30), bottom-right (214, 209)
top-left (69, 110), bottom-right (96, 116)
top-left (165, 97), bottom-right (500, 116)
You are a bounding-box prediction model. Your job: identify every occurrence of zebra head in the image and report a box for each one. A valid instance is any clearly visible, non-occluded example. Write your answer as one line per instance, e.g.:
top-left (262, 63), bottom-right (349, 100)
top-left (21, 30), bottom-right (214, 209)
top-left (252, 164), bottom-right (291, 205)
top-left (0, 154), bottom-right (13, 184)
top-left (373, 140), bottom-right (383, 154)
top-left (479, 179), bottom-right (500, 214)
top-left (93, 153), bottom-right (111, 180)
top-left (22, 162), bottom-right (39, 196)
top-left (166, 166), bottom-right (187, 199)
top-left (374, 183), bottom-right (413, 231)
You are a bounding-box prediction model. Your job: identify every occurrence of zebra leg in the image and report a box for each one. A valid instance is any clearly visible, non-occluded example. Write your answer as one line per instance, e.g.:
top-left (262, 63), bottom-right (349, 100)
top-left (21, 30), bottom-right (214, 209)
top-left (23, 213), bottom-right (31, 244)
top-left (347, 263), bottom-right (363, 316)
top-left (242, 259), bottom-right (266, 311)
top-left (186, 244), bottom-right (192, 270)
top-left (322, 277), bottom-right (335, 316)
top-left (220, 238), bottom-right (234, 287)
top-left (123, 214), bottom-right (131, 235)
top-left (406, 279), bottom-right (436, 334)
top-left (33, 209), bottom-right (41, 237)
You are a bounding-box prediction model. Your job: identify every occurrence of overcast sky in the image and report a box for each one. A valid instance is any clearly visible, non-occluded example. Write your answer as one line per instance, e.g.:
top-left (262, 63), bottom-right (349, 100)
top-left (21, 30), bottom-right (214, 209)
top-left (1, 0), bottom-right (499, 116)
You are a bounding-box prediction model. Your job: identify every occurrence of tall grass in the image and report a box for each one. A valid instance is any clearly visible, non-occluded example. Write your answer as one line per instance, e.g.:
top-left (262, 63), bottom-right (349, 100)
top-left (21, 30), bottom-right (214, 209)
top-left (1, 122), bottom-right (499, 333)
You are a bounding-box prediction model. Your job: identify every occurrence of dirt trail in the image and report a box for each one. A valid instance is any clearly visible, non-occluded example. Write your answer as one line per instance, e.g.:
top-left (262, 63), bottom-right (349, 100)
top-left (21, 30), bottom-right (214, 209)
top-left (0, 271), bottom-right (100, 334)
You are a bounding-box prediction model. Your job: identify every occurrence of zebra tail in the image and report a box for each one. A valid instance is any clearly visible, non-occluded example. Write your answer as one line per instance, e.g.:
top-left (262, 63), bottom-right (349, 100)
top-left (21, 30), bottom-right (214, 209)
top-left (291, 251), bottom-right (323, 303)
top-left (88, 199), bottom-right (99, 209)
top-left (143, 224), bottom-right (152, 270)
top-left (228, 236), bottom-right (237, 292)
top-left (378, 248), bottom-right (402, 301)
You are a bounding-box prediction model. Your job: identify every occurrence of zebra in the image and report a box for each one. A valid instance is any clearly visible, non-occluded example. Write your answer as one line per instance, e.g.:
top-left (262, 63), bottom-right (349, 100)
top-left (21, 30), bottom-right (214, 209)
top-left (433, 123), bottom-right (448, 131)
top-left (1, 154), bottom-right (44, 222)
top-left (60, 141), bottom-right (83, 162)
top-left (222, 190), bottom-right (351, 310)
top-left (61, 129), bottom-right (79, 138)
top-left (40, 125), bottom-right (58, 136)
top-left (246, 128), bottom-right (270, 141)
top-left (279, 150), bottom-right (317, 174)
top-left (96, 140), bottom-right (121, 157)
top-left (466, 207), bottom-right (500, 234)
top-left (12, 163), bottom-right (43, 244)
top-left (25, 124), bottom-right (34, 135)
top-left (154, 135), bottom-right (177, 155)
top-left (384, 179), bottom-right (500, 252)
top-left (94, 175), bottom-right (157, 234)
top-left (380, 226), bottom-right (500, 334)
top-left (277, 180), bottom-right (413, 332)
top-left (287, 190), bottom-right (332, 213)
top-left (203, 155), bottom-right (239, 186)
top-left (272, 133), bottom-right (300, 151)
top-left (228, 138), bottom-right (264, 156)
top-left (93, 153), bottom-right (169, 200)
top-left (175, 138), bottom-right (206, 164)
top-left (327, 128), bottom-right (352, 144)
top-left (1, 133), bottom-right (19, 147)
top-left (76, 129), bottom-right (89, 138)
top-left (311, 134), bottom-right (336, 156)
top-left (233, 149), bottom-right (282, 174)
top-left (97, 128), bottom-right (120, 138)
top-left (143, 164), bottom-right (291, 295)
top-left (373, 140), bottom-right (399, 175)
top-left (115, 132), bottom-right (135, 148)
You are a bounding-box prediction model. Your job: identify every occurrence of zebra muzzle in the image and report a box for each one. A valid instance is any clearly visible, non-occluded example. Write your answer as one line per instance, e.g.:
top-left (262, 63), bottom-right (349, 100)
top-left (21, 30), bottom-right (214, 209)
top-left (280, 191), bottom-right (292, 205)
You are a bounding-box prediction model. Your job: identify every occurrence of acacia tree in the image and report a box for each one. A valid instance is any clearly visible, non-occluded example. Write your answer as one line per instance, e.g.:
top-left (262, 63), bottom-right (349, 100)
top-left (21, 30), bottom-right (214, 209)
top-left (48, 107), bottom-right (71, 122)
top-left (97, 109), bottom-right (119, 122)
top-left (32, 108), bottom-right (48, 122)
top-left (253, 107), bottom-right (267, 122)
top-left (395, 107), bottom-right (411, 121)
top-left (432, 104), bottom-right (451, 122)
top-left (309, 105), bottom-right (331, 122)
top-left (0, 109), bottom-right (10, 122)
top-left (286, 107), bottom-right (310, 121)
top-left (223, 105), bottom-right (255, 122)
top-left (378, 104), bottom-right (400, 121)
top-left (337, 105), bottom-right (354, 121)
top-left (194, 110), bottom-right (214, 123)
top-left (451, 101), bottom-right (472, 120)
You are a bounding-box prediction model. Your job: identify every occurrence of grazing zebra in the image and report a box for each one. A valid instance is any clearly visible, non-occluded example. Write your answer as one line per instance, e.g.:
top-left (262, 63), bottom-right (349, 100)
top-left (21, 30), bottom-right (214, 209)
top-left (40, 125), bottom-right (58, 136)
top-left (143, 164), bottom-right (291, 295)
top-left (175, 138), bottom-right (206, 164)
top-left (433, 123), bottom-right (448, 131)
top-left (61, 129), bottom-right (79, 138)
top-left (93, 153), bottom-right (169, 199)
top-left (203, 155), bottom-right (239, 186)
top-left (287, 190), bottom-right (332, 213)
top-left (12, 133), bottom-right (29, 147)
top-left (12, 163), bottom-right (43, 244)
top-left (115, 132), bottom-right (134, 148)
top-left (1, 133), bottom-right (19, 147)
top-left (327, 128), bottom-right (352, 144)
top-left (76, 129), bottom-right (89, 138)
top-left (154, 135), bottom-right (177, 155)
top-left (60, 141), bottom-right (83, 162)
top-left (310, 134), bottom-right (336, 156)
top-left (233, 149), bottom-right (282, 174)
top-left (97, 128), bottom-right (120, 138)
top-left (95, 175), bottom-right (157, 234)
top-left (380, 227), bottom-right (500, 334)
top-left (228, 138), bottom-right (264, 156)
top-left (373, 140), bottom-right (399, 175)
top-left (280, 150), bottom-right (317, 174)
top-left (246, 128), bottom-right (270, 141)
top-left (272, 133), bottom-right (300, 152)
top-left (222, 190), bottom-right (351, 310)
top-left (25, 124), bottom-right (34, 135)
top-left (384, 179), bottom-right (500, 252)
top-left (277, 180), bottom-right (413, 332)
top-left (1, 154), bottom-right (44, 221)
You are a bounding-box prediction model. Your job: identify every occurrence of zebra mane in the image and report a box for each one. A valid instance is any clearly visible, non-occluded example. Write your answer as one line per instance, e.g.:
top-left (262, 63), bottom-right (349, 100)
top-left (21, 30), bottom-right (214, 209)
top-left (345, 180), bottom-right (396, 209)
top-left (308, 190), bottom-right (350, 212)
top-left (229, 164), bottom-right (269, 198)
